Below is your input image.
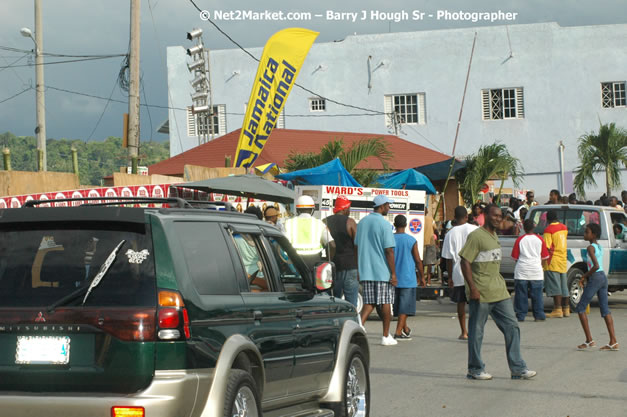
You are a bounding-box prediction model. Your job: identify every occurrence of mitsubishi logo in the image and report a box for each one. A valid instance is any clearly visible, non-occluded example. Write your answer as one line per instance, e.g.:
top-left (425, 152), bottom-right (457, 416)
top-left (35, 312), bottom-right (46, 323)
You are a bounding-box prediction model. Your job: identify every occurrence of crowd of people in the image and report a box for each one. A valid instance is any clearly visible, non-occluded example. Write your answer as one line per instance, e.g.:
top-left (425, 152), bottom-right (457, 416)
top-left (245, 188), bottom-right (621, 379)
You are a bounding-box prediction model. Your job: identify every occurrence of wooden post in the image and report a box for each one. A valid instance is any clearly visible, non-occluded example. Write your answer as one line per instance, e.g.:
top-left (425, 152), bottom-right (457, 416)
top-left (71, 147), bottom-right (79, 179)
top-left (3, 148), bottom-right (11, 171)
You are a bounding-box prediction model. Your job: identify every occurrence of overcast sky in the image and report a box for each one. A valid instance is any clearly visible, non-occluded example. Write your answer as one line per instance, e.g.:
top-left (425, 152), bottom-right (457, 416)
top-left (1, 0), bottom-right (625, 146)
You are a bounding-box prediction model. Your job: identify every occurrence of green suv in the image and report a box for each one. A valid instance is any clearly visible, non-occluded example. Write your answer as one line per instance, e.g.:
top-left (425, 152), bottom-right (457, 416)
top-left (0, 198), bottom-right (370, 417)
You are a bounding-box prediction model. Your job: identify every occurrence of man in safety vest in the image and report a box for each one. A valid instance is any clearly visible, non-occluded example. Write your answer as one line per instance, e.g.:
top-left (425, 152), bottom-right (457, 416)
top-left (285, 195), bottom-right (335, 270)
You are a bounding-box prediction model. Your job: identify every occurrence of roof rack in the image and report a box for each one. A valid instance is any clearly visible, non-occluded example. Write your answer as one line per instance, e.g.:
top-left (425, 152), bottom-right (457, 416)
top-left (22, 196), bottom-right (191, 208)
top-left (186, 200), bottom-right (237, 211)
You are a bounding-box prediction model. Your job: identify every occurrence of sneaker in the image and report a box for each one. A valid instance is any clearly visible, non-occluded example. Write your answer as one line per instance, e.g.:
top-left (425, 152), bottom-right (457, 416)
top-left (402, 327), bottom-right (412, 337)
top-left (381, 335), bottom-right (398, 346)
top-left (394, 333), bottom-right (412, 341)
top-left (511, 369), bottom-right (536, 380)
top-left (466, 371), bottom-right (492, 380)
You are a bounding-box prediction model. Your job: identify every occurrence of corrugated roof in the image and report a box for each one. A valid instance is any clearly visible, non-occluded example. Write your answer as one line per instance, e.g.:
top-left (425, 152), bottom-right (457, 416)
top-left (149, 128), bottom-right (450, 176)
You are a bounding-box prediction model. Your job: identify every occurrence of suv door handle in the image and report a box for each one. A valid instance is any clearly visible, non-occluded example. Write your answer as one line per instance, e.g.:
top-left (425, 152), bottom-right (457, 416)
top-left (253, 310), bottom-right (263, 321)
top-left (295, 309), bottom-right (304, 318)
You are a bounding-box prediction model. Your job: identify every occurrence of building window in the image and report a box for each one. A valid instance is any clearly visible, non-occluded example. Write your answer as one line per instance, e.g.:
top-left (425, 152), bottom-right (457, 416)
top-left (383, 93), bottom-right (426, 127)
top-left (482, 87), bottom-right (524, 120)
top-left (601, 82), bottom-right (626, 108)
top-left (309, 97), bottom-right (326, 112)
top-left (186, 105), bottom-right (226, 137)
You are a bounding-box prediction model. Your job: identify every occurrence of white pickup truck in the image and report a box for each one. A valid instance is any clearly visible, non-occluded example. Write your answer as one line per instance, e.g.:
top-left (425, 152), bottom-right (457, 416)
top-left (498, 204), bottom-right (627, 308)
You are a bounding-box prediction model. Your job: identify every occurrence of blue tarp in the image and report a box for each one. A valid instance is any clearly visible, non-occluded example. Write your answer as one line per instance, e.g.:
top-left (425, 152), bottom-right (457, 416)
top-left (277, 158), bottom-right (362, 187)
top-left (376, 168), bottom-right (437, 194)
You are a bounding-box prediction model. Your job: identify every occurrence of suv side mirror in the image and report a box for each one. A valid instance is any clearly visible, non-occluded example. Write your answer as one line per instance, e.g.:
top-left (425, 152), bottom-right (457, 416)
top-left (313, 262), bottom-right (335, 292)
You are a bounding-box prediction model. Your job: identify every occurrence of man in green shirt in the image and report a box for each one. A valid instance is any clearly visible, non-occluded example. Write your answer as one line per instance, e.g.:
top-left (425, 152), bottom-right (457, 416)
top-left (460, 204), bottom-right (536, 380)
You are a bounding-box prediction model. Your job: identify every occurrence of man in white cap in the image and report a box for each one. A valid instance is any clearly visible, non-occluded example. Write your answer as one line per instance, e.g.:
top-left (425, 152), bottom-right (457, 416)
top-left (355, 194), bottom-right (398, 346)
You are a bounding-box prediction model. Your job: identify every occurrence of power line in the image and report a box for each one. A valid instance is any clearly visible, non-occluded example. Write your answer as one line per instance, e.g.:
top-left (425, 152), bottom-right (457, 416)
top-left (0, 54), bottom-right (28, 73)
top-left (45, 84), bottom-right (386, 119)
top-left (140, 76), bottom-right (153, 142)
top-left (0, 55), bottom-right (124, 69)
top-left (187, 0), bottom-right (385, 116)
top-left (0, 87), bottom-right (32, 104)
top-left (86, 77), bottom-right (119, 141)
top-left (0, 45), bottom-right (126, 58)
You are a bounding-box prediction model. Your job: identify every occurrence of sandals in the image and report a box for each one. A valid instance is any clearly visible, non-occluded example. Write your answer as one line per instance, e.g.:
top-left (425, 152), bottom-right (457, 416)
top-left (577, 341), bottom-right (596, 350)
top-left (600, 343), bottom-right (620, 351)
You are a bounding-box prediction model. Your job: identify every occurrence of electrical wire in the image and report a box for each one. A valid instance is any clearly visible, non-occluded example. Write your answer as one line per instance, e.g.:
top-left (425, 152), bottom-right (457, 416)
top-left (140, 76), bottom-right (154, 142)
top-left (0, 87), bottom-right (32, 104)
top-left (0, 55), bottom-right (124, 69)
top-left (0, 54), bottom-right (28, 73)
top-left (86, 77), bottom-right (119, 141)
top-left (187, 0), bottom-right (386, 116)
top-left (0, 45), bottom-right (126, 58)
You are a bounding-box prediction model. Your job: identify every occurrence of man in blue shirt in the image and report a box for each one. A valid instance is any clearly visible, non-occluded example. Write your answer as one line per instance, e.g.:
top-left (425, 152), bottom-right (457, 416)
top-left (356, 194), bottom-right (398, 346)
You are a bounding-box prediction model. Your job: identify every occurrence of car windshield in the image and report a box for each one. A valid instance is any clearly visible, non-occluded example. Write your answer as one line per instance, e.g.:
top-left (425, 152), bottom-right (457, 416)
top-left (0, 222), bottom-right (156, 308)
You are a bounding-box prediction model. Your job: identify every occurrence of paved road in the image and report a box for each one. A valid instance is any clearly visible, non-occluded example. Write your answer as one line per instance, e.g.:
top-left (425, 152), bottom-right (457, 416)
top-left (364, 293), bottom-right (627, 417)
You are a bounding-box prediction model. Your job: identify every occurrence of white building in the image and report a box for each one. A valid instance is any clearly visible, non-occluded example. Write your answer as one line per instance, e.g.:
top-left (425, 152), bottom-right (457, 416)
top-left (166, 22), bottom-right (627, 200)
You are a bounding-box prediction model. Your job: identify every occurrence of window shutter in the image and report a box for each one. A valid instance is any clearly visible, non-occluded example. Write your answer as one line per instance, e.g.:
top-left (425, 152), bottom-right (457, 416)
top-left (277, 110), bottom-right (285, 128)
top-left (481, 90), bottom-right (490, 120)
top-left (515, 88), bottom-right (525, 119)
top-left (217, 104), bottom-right (227, 135)
top-left (418, 93), bottom-right (426, 125)
top-left (186, 106), bottom-right (196, 136)
top-left (384, 95), bottom-right (393, 128)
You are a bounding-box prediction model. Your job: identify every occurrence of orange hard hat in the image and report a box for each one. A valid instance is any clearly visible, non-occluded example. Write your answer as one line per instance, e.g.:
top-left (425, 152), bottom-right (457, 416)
top-left (333, 195), bottom-right (351, 213)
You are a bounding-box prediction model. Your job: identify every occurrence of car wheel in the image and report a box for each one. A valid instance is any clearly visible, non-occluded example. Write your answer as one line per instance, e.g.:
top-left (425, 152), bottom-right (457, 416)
top-left (327, 344), bottom-right (370, 417)
top-left (224, 369), bottom-right (261, 417)
top-left (567, 267), bottom-right (585, 310)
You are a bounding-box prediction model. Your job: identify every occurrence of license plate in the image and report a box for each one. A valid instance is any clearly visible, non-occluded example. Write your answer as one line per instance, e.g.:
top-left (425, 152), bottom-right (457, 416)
top-left (15, 336), bottom-right (70, 365)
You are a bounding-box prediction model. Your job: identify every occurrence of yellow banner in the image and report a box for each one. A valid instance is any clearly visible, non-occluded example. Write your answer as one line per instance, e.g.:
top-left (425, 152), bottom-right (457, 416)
top-left (234, 28), bottom-right (319, 168)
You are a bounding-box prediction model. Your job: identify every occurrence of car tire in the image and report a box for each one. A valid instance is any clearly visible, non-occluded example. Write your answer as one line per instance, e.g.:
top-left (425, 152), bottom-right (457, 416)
top-left (223, 369), bottom-right (261, 417)
top-left (567, 267), bottom-right (585, 310)
top-left (326, 344), bottom-right (370, 417)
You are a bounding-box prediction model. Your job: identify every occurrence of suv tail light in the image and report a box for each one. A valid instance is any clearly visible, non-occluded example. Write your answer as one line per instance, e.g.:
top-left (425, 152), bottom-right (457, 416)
top-left (157, 290), bottom-right (190, 341)
top-left (111, 406), bottom-right (145, 417)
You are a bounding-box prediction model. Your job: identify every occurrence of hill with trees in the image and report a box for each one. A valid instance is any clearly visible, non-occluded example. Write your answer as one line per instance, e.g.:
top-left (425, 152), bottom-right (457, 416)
top-left (0, 132), bottom-right (169, 186)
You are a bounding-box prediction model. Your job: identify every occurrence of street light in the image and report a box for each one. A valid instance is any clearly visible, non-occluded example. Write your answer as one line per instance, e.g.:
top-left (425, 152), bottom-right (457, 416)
top-left (20, 2), bottom-right (47, 171)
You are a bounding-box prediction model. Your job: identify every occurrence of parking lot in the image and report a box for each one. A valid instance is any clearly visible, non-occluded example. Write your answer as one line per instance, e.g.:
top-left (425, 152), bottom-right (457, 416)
top-left (365, 293), bottom-right (627, 417)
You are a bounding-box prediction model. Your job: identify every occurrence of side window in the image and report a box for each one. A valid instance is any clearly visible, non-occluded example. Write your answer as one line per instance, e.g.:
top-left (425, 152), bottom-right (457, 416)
top-left (610, 212), bottom-right (626, 239)
top-left (174, 222), bottom-right (239, 295)
top-left (575, 210), bottom-right (601, 237)
top-left (232, 233), bottom-right (271, 293)
top-left (266, 236), bottom-right (309, 292)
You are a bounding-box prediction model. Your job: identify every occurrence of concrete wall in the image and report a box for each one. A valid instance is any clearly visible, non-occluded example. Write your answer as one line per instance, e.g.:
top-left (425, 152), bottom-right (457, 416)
top-left (0, 171), bottom-right (79, 197)
top-left (110, 173), bottom-right (183, 187)
top-left (167, 22), bottom-right (627, 198)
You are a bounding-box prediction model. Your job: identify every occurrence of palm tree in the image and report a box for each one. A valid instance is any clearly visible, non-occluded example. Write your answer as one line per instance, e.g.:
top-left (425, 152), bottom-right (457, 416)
top-left (284, 137), bottom-right (392, 186)
top-left (456, 142), bottom-right (524, 206)
top-left (573, 122), bottom-right (627, 198)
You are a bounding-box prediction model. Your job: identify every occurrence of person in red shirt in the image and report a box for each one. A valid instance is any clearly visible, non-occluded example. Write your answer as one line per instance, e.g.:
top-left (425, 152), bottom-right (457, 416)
top-left (512, 219), bottom-right (550, 321)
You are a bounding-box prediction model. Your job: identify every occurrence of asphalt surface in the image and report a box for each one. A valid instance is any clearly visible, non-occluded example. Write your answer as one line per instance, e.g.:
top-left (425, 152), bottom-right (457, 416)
top-left (364, 292), bottom-right (627, 417)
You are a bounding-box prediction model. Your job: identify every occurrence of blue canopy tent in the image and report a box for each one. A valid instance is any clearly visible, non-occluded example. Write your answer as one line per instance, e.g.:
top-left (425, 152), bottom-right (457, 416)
top-left (376, 168), bottom-right (437, 194)
top-left (413, 158), bottom-right (466, 182)
top-left (276, 158), bottom-right (362, 186)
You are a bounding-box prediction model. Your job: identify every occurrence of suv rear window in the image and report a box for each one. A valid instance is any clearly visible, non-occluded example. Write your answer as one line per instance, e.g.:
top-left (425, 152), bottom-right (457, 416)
top-left (530, 208), bottom-right (601, 237)
top-left (0, 222), bottom-right (156, 307)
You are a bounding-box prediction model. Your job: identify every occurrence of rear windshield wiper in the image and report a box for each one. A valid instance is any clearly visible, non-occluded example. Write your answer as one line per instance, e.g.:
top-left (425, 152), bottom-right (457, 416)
top-left (46, 240), bottom-right (126, 312)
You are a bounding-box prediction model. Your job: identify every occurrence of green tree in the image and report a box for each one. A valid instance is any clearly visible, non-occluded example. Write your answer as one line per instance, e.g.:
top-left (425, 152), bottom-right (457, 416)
top-left (0, 132), bottom-right (170, 186)
top-left (573, 122), bottom-right (627, 198)
top-left (456, 142), bottom-right (524, 206)
top-left (284, 137), bottom-right (392, 186)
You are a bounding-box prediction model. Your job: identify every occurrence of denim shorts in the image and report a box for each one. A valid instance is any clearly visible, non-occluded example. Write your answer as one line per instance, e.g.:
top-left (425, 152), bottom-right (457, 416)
top-left (393, 287), bottom-right (417, 316)
top-left (575, 271), bottom-right (611, 317)
top-left (544, 271), bottom-right (568, 297)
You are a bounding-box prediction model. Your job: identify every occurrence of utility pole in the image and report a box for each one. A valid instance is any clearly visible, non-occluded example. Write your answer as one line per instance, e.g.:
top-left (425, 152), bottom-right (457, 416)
top-left (127, 0), bottom-right (141, 174)
top-left (34, 0), bottom-right (47, 171)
